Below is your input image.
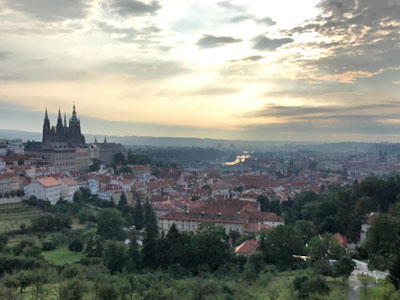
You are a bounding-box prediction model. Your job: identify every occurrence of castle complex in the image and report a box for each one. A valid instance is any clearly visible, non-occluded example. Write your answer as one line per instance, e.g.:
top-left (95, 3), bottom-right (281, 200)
top-left (25, 104), bottom-right (127, 170)
top-left (25, 105), bottom-right (89, 171)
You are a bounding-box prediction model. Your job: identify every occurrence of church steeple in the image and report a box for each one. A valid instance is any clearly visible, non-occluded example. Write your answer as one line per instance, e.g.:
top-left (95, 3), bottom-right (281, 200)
top-left (56, 108), bottom-right (64, 139)
top-left (104, 136), bottom-right (107, 144)
top-left (94, 136), bottom-right (98, 144)
top-left (64, 113), bottom-right (67, 127)
top-left (42, 108), bottom-right (51, 142)
top-left (70, 103), bottom-right (79, 123)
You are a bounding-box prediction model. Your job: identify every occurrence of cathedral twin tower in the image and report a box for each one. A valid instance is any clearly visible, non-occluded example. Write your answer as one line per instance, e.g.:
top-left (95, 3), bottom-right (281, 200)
top-left (42, 104), bottom-right (86, 145)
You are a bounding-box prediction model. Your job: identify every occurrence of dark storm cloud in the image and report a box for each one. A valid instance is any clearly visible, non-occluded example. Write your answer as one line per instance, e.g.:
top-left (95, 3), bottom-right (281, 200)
top-left (252, 35), bottom-right (293, 51)
top-left (108, 0), bottom-right (161, 16)
top-left (197, 35), bottom-right (242, 49)
top-left (284, 0), bottom-right (400, 77)
top-left (1, 0), bottom-right (91, 22)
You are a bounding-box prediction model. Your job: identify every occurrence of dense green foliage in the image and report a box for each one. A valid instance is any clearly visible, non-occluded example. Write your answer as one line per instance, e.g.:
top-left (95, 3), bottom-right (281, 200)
top-left (2, 175), bottom-right (400, 298)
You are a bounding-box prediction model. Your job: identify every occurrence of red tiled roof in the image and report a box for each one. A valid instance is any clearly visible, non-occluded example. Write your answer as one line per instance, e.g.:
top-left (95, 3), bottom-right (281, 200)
top-left (160, 211), bottom-right (243, 224)
top-left (235, 240), bottom-right (259, 255)
top-left (334, 233), bottom-right (348, 246)
top-left (38, 177), bottom-right (61, 187)
top-left (244, 223), bottom-right (271, 233)
top-left (60, 177), bottom-right (78, 186)
top-left (243, 211), bottom-right (284, 223)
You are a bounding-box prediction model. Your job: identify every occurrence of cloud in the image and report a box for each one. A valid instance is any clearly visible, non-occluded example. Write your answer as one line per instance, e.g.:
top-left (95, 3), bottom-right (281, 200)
top-left (228, 14), bottom-right (276, 26)
top-left (197, 34), bottom-right (242, 49)
top-left (230, 55), bottom-right (264, 62)
top-left (229, 15), bottom-right (253, 23)
top-left (257, 17), bottom-right (276, 26)
top-left (252, 35), bottom-right (293, 50)
top-left (217, 1), bottom-right (245, 12)
top-left (0, 51), bottom-right (9, 61)
top-left (251, 103), bottom-right (400, 120)
top-left (283, 0), bottom-right (400, 81)
top-left (100, 60), bottom-right (189, 80)
top-left (190, 87), bottom-right (239, 96)
top-left (108, 0), bottom-right (161, 16)
top-left (1, 0), bottom-right (91, 22)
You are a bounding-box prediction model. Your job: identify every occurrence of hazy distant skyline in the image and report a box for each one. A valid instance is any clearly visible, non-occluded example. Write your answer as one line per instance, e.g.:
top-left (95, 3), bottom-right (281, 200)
top-left (0, 0), bottom-right (399, 142)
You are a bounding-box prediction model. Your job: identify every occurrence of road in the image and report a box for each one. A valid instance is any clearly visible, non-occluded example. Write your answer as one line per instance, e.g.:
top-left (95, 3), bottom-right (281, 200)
top-left (348, 271), bottom-right (361, 300)
top-left (348, 259), bottom-right (389, 300)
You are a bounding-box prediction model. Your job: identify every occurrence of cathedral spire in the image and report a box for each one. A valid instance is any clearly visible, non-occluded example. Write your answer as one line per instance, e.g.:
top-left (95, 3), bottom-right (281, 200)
top-left (64, 113), bottom-right (67, 127)
top-left (70, 103), bottom-right (79, 123)
top-left (104, 136), bottom-right (107, 144)
top-left (56, 108), bottom-right (64, 139)
top-left (42, 108), bottom-right (51, 142)
top-left (94, 136), bottom-right (98, 143)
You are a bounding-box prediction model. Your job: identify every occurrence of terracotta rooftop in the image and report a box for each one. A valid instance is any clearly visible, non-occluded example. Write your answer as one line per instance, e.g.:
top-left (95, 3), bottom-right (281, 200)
top-left (235, 240), bottom-right (259, 255)
top-left (60, 177), bottom-right (78, 186)
top-left (38, 177), bottom-right (61, 187)
top-left (334, 233), bottom-right (348, 247)
top-left (160, 211), bottom-right (243, 224)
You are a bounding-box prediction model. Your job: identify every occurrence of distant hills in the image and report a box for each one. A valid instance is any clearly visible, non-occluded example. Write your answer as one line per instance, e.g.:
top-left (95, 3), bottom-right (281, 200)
top-left (0, 129), bottom-right (399, 153)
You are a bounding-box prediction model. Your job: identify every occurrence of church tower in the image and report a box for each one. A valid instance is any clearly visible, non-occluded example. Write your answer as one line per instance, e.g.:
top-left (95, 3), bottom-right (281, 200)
top-left (68, 104), bottom-right (85, 145)
top-left (56, 109), bottom-right (64, 141)
top-left (42, 108), bottom-right (51, 142)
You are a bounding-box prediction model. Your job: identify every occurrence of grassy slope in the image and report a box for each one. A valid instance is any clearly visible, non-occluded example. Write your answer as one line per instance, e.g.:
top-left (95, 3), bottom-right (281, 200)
top-left (42, 247), bottom-right (85, 266)
top-left (0, 202), bottom-right (46, 233)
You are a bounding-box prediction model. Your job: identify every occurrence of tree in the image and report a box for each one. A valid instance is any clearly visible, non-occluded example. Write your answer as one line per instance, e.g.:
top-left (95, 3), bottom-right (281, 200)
top-left (0, 284), bottom-right (20, 300)
top-left (142, 204), bottom-right (159, 269)
top-left (0, 234), bottom-right (8, 252)
top-left (334, 256), bottom-right (355, 284)
top-left (59, 278), bottom-right (88, 300)
top-left (295, 220), bottom-right (318, 243)
top-left (308, 233), bottom-right (345, 262)
top-left (69, 239), bottom-right (84, 253)
top-left (126, 232), bottom-right (141, 272)
top-left (117, 192), bottom-right (128, 210)
top-left (293, 275), bottom-right (330, 299)
top-left (93, 275), bottom-right (120, 300)
top-left (363, 214), bottom-right (400, 270)
top-left (260, 225), bottom-right (304, 268)
top-left (242, 252), bottom-right (265, 281)
top-left (113, 152), bottom-right (126, 165)
top-left (134, 198), bottom-right (144, 230)
top-left (258, 195), bottom-right (270, 212)
top-left (85, 235), bottom-right (103, 258)
top-left (103, 241), bottom-right (128, 274)
top-left (97, 208), bottom-right (125, 240)
top-left (389, 245), bottom-right (400, 290)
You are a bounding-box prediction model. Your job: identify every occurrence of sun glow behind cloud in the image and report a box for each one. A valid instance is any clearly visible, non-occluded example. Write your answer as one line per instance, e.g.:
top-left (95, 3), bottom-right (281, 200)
top-left (0, 0), bottom-right (399, 141)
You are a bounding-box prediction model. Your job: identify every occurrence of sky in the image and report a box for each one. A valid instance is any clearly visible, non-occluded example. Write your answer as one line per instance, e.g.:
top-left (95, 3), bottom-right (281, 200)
top-left (0, 0), bottom-right (399, 142)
